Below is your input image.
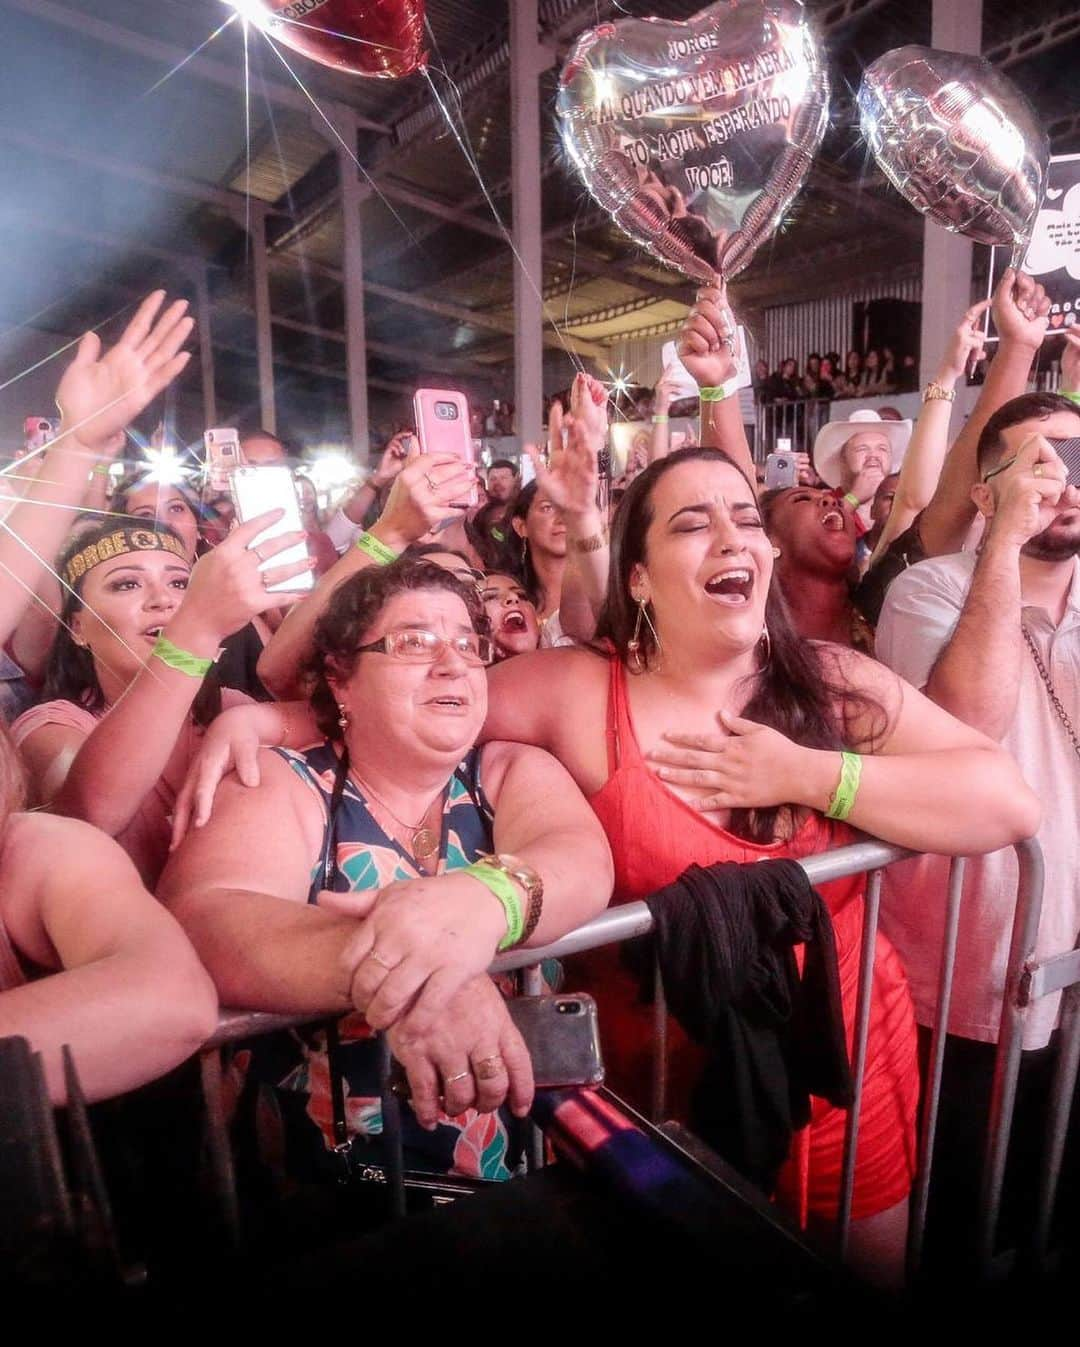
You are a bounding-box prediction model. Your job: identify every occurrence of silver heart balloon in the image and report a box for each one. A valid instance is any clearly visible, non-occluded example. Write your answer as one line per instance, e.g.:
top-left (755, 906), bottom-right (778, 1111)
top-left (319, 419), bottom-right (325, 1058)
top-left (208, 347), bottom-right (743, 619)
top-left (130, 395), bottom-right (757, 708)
top-left (556, 0), bottom-right (829, 284)
top-left (858, 45), bottom-right (1048, 264)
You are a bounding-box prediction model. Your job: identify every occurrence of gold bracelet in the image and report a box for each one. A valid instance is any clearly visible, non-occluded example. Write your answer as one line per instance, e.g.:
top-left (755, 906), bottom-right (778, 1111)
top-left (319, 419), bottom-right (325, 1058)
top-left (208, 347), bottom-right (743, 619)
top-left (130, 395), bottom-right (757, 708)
top-left (571, 530), bottom-right (608, 554)
top-left (923, 381), bottom-right (956, 403)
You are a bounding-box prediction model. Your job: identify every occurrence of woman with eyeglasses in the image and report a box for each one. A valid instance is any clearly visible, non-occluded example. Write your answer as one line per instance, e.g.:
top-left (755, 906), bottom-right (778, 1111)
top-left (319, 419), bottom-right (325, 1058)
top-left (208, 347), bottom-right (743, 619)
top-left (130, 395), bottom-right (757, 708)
top-left (160, 559), bottom-right (612, 1184)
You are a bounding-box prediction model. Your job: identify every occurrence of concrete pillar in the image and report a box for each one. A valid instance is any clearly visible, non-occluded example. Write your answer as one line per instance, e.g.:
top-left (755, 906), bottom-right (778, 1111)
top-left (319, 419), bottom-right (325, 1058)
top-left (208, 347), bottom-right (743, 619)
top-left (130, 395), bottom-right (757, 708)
top-left (337, 136), bottom-right (370, 459)
top-left (510, 0), bottom-right (546, 447)
top-left (250, 202), bottom-right (276, 433)
top-left (918, 0), bottom-right (984, 386)
top-left (191, 263), bottom-right (218, 428)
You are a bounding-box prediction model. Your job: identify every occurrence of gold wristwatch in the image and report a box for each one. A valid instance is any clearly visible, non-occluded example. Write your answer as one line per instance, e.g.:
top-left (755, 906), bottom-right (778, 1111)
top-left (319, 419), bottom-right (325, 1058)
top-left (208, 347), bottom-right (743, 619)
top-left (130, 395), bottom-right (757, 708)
top-left (923, 381), bottom-right (955, 403)
top-left (477, 852), bottom-right (544, 942)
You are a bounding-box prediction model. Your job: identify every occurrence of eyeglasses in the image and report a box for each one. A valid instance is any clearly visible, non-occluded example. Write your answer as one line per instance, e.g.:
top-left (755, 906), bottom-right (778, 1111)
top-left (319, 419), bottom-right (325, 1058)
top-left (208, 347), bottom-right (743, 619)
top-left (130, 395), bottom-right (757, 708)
top-left (355, 627), bottom-right (494, 666)
top-left (447, 565), bottom-right (486, 586)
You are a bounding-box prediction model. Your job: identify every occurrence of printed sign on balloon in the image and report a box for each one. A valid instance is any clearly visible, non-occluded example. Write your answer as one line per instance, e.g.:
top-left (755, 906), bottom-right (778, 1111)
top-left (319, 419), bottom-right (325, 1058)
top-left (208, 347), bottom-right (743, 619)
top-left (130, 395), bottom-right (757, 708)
top-left (556, 0), bottom-right (829, 284)
top-left (1023, 155), bottom-right (1080, 332)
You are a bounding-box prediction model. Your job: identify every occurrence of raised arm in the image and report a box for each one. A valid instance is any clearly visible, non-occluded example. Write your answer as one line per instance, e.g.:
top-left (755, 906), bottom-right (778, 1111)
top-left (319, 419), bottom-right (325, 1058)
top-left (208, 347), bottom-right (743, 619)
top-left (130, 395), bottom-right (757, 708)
top-left (0, 814), bottom-right (217, 1104)
top-left (922, 436), bottom-right (1065, 740)
top-left (0, 292), bottom-right (192, 648)
top-left (919, 269), bottom-right (1049, 557)
top-left (258, 448), bottom-right (476, 698)
top-left (870, 301), bottom-right (988, 566)
top-left (676, 282), bottom-right (754, 488)
top-left (47, 514), bottom-right (313, 835)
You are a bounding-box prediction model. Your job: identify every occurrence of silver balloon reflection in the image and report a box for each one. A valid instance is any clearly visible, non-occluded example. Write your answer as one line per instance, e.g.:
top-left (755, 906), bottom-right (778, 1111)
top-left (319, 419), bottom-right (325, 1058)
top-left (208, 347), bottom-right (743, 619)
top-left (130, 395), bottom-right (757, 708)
top-left (556, 0), bottom-right (829, 284)
top-left (858, 46), bottom-right (1048, 263)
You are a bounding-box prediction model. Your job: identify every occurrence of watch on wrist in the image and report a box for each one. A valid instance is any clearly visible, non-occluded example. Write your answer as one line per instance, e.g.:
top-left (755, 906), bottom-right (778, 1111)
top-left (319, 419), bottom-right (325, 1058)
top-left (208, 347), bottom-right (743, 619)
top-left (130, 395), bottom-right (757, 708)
top-left (477, 852), bottom-right (544, 942)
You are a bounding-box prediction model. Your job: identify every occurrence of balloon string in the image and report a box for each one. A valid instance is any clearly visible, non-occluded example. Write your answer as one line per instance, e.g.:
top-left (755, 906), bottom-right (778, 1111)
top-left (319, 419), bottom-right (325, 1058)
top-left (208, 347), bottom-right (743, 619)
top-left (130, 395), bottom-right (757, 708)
top-left (419, 64), bottom-right (589, 377)
top-left (0, 301), bottom-right (139, 397)
top-left (256, 30), bottom-right (428, 256)
top-left (139, 12), bottom-right (240, 99)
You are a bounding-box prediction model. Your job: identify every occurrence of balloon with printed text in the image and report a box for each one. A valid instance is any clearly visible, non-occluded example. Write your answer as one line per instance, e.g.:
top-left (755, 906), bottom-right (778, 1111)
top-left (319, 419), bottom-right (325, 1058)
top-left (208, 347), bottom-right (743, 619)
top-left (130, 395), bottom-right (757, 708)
top-left (556, 0), bottom-right (830, 284)
top-left (858, 46), bottom-right (1048, 264)
top-left (227, 0), bottom-right (426, 79)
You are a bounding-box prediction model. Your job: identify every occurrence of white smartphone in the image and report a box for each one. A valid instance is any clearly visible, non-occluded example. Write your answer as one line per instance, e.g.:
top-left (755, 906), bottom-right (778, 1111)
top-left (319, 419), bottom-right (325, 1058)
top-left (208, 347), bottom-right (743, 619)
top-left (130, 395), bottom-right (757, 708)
top-left (229, 465), bottom-right (314, 594)
top-left (204, 428), bottom-right (244, 492)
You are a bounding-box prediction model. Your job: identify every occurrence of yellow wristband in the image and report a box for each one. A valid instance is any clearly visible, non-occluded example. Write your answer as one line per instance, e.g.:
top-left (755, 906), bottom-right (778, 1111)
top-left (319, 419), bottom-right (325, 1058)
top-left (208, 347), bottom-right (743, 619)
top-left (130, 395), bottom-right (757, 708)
top-left (355, 530), bottom-right (398, 565)
top-left (825, 752), bottom-right (862, 822)
top-left (462, 861), bottom-right (524, 951)
top-left (698, 387), bottom-right (727, 403)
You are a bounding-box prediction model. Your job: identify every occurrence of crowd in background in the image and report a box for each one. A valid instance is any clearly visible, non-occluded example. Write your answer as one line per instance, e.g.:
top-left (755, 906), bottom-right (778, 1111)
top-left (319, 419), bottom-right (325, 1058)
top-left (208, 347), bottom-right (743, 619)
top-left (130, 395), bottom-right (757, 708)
top-left (754, 347), bottom-right (922, 404)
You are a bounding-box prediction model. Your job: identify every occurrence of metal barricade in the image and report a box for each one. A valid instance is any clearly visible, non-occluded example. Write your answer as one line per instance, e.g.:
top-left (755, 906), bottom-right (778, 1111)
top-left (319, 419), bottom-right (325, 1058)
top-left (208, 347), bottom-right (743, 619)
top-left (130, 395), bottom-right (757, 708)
top-left (755, 398), bottom-right (833, 460)
top-left (199, 835), bottom-right (1067, 1284)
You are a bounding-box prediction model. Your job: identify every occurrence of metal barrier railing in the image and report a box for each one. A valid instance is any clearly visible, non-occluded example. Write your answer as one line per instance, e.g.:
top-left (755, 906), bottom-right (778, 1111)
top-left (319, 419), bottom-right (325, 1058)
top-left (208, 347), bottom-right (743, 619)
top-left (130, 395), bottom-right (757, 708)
top-left (754, 398), bottom-right (833, 460)
top-left (201, 834), bottom-right (1073, 1284)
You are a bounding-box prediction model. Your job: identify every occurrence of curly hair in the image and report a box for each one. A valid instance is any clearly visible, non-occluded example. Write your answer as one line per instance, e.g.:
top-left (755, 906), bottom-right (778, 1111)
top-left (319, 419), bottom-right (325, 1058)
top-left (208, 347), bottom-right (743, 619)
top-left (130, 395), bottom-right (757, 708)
top-left (305, 559), bottom-right (489, 741)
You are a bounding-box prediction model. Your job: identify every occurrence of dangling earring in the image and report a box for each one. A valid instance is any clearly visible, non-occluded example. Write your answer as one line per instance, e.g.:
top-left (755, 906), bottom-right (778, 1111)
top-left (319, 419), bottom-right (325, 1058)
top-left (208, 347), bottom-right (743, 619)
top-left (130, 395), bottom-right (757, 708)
top-left (772, 546), bottom-right (782, 559)
top-left (520, 536), bottom-right (529, 566)
top-left (337, 702), bottom-right (349, 730)
top-left (628, 596), bottom-right (662, 673)
top-left (759, 625), bottom-right (772, 667)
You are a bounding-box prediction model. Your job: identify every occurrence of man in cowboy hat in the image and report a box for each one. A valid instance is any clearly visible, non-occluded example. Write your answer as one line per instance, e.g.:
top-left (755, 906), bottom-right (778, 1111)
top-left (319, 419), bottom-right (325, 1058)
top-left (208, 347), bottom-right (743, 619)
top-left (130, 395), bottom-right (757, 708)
top-left (812, 407), bottom-right (913, 531)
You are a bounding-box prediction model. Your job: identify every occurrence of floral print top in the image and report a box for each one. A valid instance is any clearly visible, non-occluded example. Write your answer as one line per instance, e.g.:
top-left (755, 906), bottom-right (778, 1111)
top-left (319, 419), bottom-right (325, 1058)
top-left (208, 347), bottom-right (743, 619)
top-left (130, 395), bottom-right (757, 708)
top-left (238, 740), bottom-right (520, 1185)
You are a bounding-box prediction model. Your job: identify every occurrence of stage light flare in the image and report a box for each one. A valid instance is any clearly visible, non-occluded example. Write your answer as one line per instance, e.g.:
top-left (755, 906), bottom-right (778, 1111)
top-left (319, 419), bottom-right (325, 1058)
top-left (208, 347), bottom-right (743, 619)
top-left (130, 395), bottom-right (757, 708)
top-left (141, 446), bottom-right (190, 487)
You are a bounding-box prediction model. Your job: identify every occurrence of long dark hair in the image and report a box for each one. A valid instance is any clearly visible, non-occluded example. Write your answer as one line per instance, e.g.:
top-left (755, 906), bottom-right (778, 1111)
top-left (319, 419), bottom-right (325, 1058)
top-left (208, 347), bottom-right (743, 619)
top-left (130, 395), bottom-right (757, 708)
top-left (42, 519), bottom-right (221, 727)
top-left (594, 446), bottom-right (890, 842)
top-left (305, 559), bottom-right (488, 742)
top-left (508, 481), bottom-right (544, 606)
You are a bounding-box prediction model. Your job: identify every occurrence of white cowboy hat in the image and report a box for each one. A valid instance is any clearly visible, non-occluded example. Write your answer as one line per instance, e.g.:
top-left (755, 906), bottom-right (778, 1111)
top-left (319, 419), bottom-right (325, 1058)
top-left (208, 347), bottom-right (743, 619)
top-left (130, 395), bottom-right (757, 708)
top-left (812, 408), bottom-right (913, 490)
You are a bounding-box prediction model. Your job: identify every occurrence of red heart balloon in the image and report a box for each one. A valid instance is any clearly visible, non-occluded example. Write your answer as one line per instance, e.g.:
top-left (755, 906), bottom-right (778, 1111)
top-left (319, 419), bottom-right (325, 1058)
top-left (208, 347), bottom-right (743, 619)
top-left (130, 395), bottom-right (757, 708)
top-left (236, 0), bottom-right (426, 79)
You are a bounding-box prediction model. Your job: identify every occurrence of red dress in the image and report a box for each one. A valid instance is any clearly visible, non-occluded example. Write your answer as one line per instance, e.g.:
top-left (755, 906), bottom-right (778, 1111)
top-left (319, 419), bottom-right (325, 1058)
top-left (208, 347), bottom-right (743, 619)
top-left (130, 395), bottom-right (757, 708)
top-left (578, 658), bottom-right (918, 1224)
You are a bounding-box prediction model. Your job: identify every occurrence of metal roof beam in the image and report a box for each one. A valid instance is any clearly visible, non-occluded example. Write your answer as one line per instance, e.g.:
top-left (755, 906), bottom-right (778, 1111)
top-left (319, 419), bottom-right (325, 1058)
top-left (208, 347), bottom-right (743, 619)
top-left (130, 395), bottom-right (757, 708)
top-left (985, 10), bottom-right (1080, 70)
top-left (0, 0), bottom-right (390, 133)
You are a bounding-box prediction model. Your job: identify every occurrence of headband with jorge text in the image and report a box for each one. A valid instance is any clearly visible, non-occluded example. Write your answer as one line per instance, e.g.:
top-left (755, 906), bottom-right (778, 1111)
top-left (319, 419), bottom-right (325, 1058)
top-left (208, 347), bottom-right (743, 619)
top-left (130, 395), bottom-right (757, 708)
top-left (63, 528), bottom-right (188, 590)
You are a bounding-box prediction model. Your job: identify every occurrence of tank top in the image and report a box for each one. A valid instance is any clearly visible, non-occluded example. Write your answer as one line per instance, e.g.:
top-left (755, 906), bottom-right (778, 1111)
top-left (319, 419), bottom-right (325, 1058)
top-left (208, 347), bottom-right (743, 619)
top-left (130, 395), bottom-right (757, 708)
top-left (240, 741), bottom-right (522, 1185)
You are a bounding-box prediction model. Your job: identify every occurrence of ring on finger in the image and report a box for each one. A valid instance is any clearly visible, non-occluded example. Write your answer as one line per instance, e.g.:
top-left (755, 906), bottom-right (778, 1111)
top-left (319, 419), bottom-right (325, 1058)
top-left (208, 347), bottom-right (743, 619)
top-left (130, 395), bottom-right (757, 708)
top-left (444, 1069), bottom-right (471, 1087)
top-left (424, 472), bottom-right (438, 492)
top-left (473, 1054), bottom-right (504, 1082)
top-left (1033, 463), bottom-right (1044, 477)
top-left (367, 948), bottom-right (394, 971)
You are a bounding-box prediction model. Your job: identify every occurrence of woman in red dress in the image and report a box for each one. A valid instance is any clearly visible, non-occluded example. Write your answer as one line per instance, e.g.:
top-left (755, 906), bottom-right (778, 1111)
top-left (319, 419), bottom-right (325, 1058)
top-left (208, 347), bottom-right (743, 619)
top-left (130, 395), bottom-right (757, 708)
top-left (484, 444), bottom-right (1038, 1284)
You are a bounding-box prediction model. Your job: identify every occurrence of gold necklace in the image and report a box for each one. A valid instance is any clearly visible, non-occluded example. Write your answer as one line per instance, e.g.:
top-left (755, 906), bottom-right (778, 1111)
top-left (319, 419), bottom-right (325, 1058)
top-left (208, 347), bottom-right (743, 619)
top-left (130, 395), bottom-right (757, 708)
top-left (350, 772), bottom-right (443, 861)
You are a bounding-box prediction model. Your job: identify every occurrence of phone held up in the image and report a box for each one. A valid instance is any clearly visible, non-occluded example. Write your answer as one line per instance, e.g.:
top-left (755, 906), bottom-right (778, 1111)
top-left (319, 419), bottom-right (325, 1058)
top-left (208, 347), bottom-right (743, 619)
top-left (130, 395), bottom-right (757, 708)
top-left (229, 465), bottom-right (314, 595)
top-left (414, 388), bottom-right (477, 509)
top-left (203, 427), bottom-right (243, 492)
top-left (764, 437), bottom-right (797, 491)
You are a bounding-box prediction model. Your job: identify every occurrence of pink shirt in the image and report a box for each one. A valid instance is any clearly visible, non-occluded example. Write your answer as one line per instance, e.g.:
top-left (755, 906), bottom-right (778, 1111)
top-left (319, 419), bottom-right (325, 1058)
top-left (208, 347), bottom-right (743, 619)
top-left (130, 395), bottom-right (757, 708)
top-left (11, 692), bottom-right (249, 890)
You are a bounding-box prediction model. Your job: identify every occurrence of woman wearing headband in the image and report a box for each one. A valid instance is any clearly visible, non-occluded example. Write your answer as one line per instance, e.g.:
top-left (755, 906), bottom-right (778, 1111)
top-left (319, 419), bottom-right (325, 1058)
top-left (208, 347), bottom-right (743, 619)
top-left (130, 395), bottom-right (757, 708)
top-left (12, 513), bottom-right (313, 886)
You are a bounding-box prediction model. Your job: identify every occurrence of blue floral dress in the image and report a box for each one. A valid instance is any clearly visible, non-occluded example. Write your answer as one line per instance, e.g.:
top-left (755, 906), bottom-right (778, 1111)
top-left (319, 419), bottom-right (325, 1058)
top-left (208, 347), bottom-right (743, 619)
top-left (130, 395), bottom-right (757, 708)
top-left (237, 741), bottom-right (520, 1185)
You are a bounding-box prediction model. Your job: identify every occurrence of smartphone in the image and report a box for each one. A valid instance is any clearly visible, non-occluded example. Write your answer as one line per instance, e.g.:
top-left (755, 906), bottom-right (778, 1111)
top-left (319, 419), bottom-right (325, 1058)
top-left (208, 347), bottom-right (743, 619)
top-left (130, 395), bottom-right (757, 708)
top-left (1048, 437), bottom-right (1080, 487)
top-left (204, 428), bottom-right (244, 492)
top-left (22, 417), bottom-right (59, 454)
top-left (506, 993), bottom-right (604, 1089)
top-left (414, 388), bottom-right (477, 507)
top-left (765, 451), bottom-right (798, 490)
top-left (229, 465), bottom-right (314, 594)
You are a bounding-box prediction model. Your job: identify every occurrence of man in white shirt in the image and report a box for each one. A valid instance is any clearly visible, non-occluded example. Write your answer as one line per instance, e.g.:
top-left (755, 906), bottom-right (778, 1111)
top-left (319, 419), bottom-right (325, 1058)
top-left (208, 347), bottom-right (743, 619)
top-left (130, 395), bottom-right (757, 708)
top-left (876, 390), bottom-right (1080, 1259)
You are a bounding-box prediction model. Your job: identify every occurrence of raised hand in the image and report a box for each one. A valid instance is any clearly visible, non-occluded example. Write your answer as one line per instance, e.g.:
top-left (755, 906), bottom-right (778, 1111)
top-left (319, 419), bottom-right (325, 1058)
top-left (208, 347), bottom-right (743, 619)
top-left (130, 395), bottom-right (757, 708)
top-left (527, 376), bottom-right (604, 519)
top-left (984, 433), bottom-right (1069, 549)
top-left (676, 281), bottom-right (738, 390)
top-left (54, 291), bottom-right (194, 455)
top-left (939, 299), bottom-right (990, 385)
top-left (373, 451), bottom-right (477, 552)
top-left (992, 267), bottom-right (1050, 351)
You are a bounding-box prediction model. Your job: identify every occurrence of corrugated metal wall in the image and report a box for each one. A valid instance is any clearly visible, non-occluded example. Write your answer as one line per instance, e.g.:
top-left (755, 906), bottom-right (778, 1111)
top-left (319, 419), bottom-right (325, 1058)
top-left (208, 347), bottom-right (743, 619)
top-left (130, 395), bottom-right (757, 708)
top-left (764, 276), bottom-right (923, 371)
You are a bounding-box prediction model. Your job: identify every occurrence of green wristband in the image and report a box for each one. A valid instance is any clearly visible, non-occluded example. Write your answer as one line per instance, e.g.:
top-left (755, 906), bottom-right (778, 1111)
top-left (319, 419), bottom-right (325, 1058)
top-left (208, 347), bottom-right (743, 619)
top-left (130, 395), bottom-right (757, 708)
top-left (825, 752), bottom-right (862, 822)
top-left (151, 633), bottom-right (214, 679)
top-left (843, 491), bottom-right (860, 510)
top-left (1062, 390), bottom-right (1080, 407)
top-left (355, 530), bottom-right (399, 565)
top-left (698, 387), bottom-right (728, 403)
top-left (652, 414), bottom-right (669, 424)
top-left (462, 861), bottom-right (524, 952)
